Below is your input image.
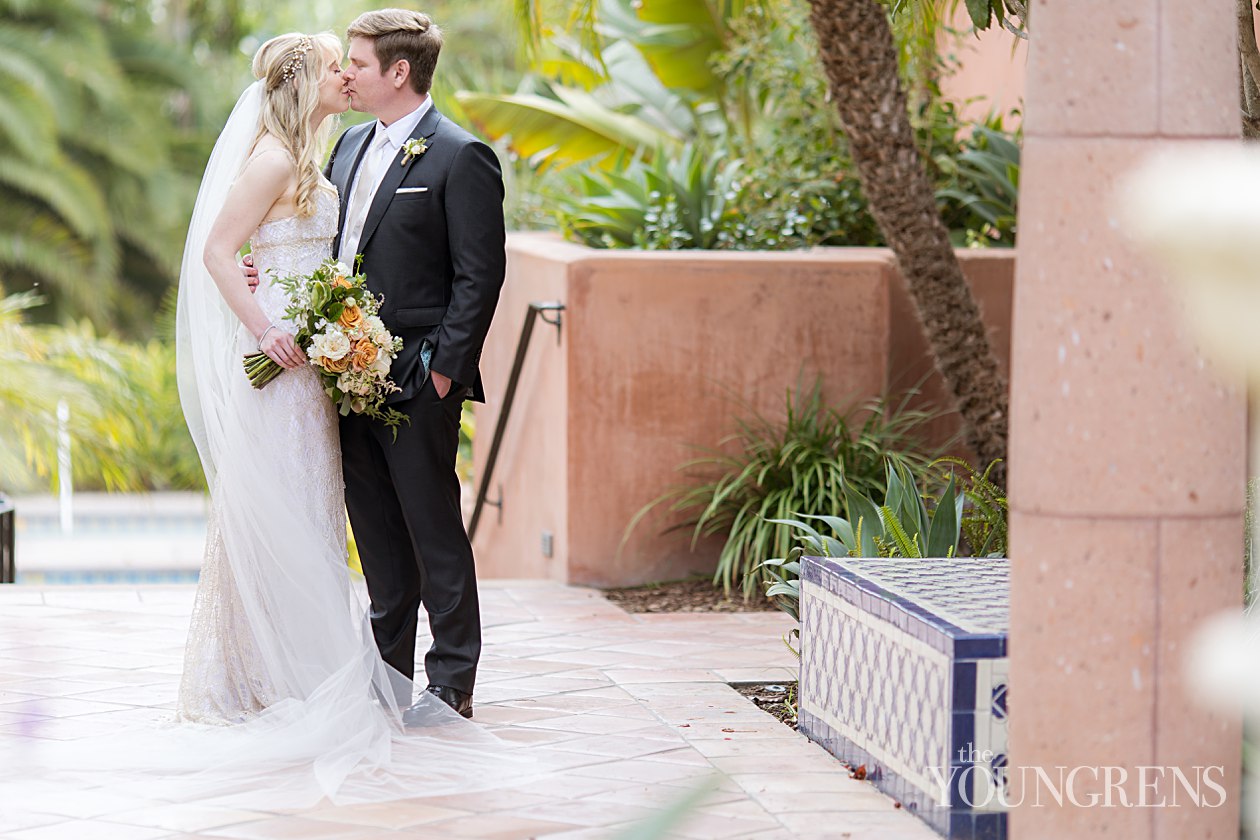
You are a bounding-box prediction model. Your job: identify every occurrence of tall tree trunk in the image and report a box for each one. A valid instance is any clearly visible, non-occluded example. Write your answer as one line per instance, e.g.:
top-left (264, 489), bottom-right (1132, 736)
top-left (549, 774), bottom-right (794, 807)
top-left (808, 0), bottom-right (1010, 487)
top-left (1238, 0), bottom-right (1260, 139)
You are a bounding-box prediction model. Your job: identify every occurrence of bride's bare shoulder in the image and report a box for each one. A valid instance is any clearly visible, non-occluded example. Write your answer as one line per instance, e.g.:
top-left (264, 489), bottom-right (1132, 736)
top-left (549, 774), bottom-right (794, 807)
top-left (237, 139), bottom-right (296, 196)
top-left (245, 135), bottom-right (297, 170)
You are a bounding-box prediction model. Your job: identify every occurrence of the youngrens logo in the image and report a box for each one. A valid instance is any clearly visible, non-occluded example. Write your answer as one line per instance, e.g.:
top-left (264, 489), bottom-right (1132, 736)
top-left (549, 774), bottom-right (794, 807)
top-left (929, 747), bottom-right (1228, 809)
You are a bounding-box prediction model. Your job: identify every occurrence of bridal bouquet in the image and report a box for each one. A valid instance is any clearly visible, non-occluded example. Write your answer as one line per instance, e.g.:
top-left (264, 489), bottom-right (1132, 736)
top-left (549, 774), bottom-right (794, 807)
top-left (243, 258), bottom-right (409, 434)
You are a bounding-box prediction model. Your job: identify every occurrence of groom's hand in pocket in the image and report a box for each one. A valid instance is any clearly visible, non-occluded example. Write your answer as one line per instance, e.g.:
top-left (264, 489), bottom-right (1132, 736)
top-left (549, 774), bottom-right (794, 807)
top-left (241, 254), bottom-right (260, 294)
top-left (432, 370), bottom-right (452, 399)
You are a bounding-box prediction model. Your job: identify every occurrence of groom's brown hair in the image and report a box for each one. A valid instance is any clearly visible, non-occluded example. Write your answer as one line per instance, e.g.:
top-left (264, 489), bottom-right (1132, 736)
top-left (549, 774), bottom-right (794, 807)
top-left (347, 9), bottom-right (443, 95)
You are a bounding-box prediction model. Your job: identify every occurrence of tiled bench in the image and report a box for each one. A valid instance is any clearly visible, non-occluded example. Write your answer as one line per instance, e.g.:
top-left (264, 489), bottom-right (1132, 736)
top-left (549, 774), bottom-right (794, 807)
top-left (798, 556), bottom-right (1009, 840)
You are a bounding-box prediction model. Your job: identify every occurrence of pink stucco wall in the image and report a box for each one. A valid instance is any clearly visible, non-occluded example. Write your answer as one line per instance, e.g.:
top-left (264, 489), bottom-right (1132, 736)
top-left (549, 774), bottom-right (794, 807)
top-left (1007, 1), bottom-right (1244, 834)
top-left (472, 235), bottom-right (1013, 587)
top-left (939, 5), bottom-right (1027, 123)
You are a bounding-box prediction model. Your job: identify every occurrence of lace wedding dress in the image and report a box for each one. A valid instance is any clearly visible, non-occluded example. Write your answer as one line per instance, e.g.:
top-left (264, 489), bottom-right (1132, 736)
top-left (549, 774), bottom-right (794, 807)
top-left (0, 82), bottom-right (530, 816)
top-left (177, 186), bottom-right (349, 725)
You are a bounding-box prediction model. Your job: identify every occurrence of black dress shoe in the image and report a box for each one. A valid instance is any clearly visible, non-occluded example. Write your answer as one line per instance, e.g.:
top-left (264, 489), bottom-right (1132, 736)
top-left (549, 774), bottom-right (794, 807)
top-left (403, 684), bottom-right (473, 724)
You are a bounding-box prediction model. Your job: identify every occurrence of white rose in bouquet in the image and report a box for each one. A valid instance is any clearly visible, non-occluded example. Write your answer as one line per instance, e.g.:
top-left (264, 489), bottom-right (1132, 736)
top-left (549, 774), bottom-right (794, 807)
top-left (312, 329), bottom-right (351, 361)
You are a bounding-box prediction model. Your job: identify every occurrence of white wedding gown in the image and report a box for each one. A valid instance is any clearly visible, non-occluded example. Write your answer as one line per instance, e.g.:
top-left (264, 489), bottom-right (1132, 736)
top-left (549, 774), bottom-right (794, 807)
top-left (158, 184), bottom-right (526, 807)
top-left (177, 186), bottom-right (352, 725)
top-left (0, 84), bottom-right (532, 816)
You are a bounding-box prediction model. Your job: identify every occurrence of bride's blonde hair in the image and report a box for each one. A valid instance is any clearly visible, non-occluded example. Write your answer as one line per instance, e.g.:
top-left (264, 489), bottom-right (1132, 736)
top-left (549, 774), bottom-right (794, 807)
top-left (251, 32), bottom-right (341, 217)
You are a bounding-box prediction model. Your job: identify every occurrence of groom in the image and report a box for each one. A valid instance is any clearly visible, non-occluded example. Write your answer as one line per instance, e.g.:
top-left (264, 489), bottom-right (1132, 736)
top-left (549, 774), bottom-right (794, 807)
top-left (329, 9), bottom-right (503, 721)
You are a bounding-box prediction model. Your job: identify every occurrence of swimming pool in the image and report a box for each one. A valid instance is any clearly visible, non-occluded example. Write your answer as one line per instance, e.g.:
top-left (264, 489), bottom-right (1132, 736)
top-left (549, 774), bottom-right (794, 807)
top-left (16, 569), bottom-right (200, 585)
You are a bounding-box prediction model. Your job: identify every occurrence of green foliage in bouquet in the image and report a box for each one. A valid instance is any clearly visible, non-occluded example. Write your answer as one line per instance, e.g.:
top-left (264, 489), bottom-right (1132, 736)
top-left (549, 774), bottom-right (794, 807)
top-left (245, 258), bottom-right (408, 437)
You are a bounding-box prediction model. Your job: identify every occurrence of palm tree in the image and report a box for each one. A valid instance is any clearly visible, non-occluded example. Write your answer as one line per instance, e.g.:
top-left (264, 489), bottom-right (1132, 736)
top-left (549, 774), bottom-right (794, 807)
top-left (1239, 0), bottom-right (1260, 138)
top-left (0, 290), bottom-right (115, 491)
top-left (0, 0), bottom-right (205, 336)
top-left (0, 287), bottom-right (204, 493)
top-left (804, 0), bottom-right (1023, 485)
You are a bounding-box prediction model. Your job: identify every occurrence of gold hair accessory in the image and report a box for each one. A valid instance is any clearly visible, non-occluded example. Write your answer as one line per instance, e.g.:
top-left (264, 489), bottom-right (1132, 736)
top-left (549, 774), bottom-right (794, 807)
top-left (279, 36), bottom-right (314, 86)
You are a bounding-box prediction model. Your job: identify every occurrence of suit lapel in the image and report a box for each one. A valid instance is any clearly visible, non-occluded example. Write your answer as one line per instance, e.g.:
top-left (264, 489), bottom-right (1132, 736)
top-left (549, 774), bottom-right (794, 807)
top-left (357, 107), bottom-right (444, 255)
top-left (337, 125), bottom-right (374, 216)
top-left (331, 123), bottom-right (375, 257)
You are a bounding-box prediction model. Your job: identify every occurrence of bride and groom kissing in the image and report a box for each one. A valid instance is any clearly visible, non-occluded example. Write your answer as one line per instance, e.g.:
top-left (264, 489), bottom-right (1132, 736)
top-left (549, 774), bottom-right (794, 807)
top-left (167, 7), bottom-right (509, 798)
top-left (0, 7), bottom-right (531, 810)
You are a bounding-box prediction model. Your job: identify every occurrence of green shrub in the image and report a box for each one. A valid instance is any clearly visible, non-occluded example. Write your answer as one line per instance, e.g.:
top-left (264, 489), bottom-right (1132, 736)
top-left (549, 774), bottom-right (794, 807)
top-left (927, 456), bottom-right (1008, 557)
top-left (757, 457), bottom-right (1008, 621)
top-left (1, 289), bottom-right (203, 493)
top-left (760, 554), bottom-right (801, 621)
top-left (534, 1), bottom-right (1020, 251)
top-left (630, 381), bottom-right (938, 599)
top-left (553, 145), bottom-right (745, 249)
top-left (714, 0), bottom-right (884, 249)
top-left (775, 459), bottom-right (964, 560)
top-left (465, 0), bottom-right (1021, 250)
top-left (935, 116), bottom-right (1021, 248)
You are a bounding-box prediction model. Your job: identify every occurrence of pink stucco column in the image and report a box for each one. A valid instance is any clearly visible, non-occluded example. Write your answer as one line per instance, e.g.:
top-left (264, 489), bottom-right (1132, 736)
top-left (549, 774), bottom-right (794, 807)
top-left (1008, 1), bottom-right (1245, 837)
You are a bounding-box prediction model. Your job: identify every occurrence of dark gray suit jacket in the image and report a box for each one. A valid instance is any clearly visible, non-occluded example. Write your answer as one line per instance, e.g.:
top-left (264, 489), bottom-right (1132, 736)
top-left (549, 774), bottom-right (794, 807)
top-left (326, 107), bottom-right (505, 403)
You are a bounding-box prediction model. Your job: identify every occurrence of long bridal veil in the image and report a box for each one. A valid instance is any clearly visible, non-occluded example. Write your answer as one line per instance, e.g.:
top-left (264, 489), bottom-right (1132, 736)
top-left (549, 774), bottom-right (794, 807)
top-left (0, 81), bottom-right (533, 816)
top-left (176, 81), bottom-right (261, 495)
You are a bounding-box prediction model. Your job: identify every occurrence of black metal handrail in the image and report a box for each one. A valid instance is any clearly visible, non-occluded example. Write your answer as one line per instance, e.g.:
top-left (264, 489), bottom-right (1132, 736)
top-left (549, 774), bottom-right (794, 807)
top-left (469, 301), bottom-right (564, 541)
top-left (0, 497), bottom-right (14, 584)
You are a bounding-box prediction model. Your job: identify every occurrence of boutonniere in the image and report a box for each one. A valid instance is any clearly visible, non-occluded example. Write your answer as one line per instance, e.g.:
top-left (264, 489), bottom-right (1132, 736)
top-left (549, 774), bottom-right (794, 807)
top-left (401, 138), bottom-right (430, 166)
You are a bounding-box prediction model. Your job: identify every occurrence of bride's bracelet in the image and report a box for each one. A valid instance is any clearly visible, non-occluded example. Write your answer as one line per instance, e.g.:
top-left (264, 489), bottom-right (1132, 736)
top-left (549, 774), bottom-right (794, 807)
top-left (257, 323), bottom-right (279, 351)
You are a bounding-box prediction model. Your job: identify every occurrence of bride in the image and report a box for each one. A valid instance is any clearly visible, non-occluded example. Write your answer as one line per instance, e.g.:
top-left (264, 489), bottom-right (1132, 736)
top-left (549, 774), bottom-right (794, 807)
top-left (177, 31), bottom-right (383, 728)
top-left (0, 32), bottom-right (528, 813)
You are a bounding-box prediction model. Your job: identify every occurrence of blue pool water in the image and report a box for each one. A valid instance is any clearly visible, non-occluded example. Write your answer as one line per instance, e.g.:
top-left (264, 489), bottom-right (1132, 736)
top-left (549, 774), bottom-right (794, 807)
top-left (16, 569), bottom-right (200, 585)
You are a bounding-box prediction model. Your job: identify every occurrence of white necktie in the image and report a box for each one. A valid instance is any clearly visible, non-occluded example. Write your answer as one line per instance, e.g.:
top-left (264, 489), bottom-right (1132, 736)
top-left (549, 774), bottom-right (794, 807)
top-left (341, 132), bottom-right (392, 262)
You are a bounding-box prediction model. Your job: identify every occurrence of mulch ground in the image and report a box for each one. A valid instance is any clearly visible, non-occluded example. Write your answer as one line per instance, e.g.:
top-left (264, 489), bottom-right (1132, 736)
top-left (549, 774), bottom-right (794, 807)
top-left (734, 681), bottom-right (799, 731)
top-left (601, 577), bottom-right (777, 614)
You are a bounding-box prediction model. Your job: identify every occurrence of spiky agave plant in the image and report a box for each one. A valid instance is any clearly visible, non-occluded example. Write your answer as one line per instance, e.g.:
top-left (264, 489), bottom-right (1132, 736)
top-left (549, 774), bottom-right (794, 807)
top-left (756, 456), bottom-right (1008, 621)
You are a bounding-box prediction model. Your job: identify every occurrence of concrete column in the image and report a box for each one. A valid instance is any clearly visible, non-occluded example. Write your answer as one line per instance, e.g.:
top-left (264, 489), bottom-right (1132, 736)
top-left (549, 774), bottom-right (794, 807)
top-left (1009, 1), bottom-right (1246, 837)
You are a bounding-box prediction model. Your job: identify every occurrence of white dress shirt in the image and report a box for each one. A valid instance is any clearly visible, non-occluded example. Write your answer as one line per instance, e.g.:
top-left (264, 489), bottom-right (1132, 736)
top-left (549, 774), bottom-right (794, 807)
top-left (338, 97), bottom-right (433, 264)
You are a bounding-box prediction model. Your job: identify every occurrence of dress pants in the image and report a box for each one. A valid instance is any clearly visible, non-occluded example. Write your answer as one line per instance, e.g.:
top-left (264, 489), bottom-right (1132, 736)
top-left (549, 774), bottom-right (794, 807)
top-left (340, 376), bottom-right (480, 697)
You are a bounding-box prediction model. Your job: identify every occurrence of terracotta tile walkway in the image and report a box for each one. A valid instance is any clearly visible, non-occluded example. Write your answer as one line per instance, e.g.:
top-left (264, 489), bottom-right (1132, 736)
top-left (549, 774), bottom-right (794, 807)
top-left (0, 582), bottom-right (936, 839)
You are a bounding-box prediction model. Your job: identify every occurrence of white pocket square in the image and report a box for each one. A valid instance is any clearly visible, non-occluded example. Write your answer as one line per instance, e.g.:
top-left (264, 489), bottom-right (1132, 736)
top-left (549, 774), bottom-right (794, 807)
top-left (395, 186), bottom-right (429, 194)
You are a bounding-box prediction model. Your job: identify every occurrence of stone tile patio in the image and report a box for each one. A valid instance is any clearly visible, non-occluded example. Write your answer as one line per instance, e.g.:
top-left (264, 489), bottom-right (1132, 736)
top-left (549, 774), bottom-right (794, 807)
top-left (0, 582), bottom-right (936, 839)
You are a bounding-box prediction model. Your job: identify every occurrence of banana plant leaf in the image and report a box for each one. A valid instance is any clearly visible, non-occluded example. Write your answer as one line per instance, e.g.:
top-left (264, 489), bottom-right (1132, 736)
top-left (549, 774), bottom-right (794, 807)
top-left (597, 0), bottom-right (739, 95)
top-left (454, 86), bottom-right (679, 169)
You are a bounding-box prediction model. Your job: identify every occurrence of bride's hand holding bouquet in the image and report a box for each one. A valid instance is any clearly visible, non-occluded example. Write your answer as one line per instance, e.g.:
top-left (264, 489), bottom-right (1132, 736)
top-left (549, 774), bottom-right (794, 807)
top-left (243, 257), bottom-right (409, 436)
top-left (254, 321), bottom-right (307, 371)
